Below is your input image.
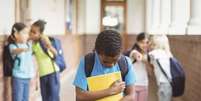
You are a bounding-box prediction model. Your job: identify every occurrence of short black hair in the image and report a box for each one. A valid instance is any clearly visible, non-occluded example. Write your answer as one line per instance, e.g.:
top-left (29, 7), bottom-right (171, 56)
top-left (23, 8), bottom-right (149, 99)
top-left (131, 32), bottom-right (148, 52)
top-left (32, 20), bottom-right (47, 33)
top-left (136, 32), bottom-right (148, 42)
top-left (95, 30), bottom-right (122, 57)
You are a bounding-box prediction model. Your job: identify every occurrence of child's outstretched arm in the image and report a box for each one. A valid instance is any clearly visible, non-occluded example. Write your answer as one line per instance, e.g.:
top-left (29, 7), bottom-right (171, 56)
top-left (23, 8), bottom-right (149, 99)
top-left (10, 48), bottom-right (29, 55)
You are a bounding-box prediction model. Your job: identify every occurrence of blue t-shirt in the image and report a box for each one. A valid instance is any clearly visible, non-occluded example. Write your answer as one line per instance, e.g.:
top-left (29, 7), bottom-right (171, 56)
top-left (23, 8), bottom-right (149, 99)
top-left (73, 52), bottom-right (136, 91)
top-left (9, 42), bottom-right (35, 79)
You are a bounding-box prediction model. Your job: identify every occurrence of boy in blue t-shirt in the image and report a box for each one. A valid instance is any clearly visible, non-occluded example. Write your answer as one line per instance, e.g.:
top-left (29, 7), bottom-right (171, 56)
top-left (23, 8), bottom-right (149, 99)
top-left (74, 30), bottom-right (136, 101)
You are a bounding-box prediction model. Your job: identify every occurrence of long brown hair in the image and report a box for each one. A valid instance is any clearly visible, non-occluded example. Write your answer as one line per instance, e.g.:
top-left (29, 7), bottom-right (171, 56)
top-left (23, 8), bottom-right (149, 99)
top-left (7, 23), bottom-right (26, 43)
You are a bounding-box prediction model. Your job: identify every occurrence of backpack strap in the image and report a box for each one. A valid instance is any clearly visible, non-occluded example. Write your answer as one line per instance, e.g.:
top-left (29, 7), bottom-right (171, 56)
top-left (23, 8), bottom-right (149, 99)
top-left (12, 43), bottom-right (21, 66)
top-left (84, 52), bottom-right (95, 77)
top-left (14, 43), bottom-right (31, 67)
top-left (118, 55), bottom-right (129, 81)
top-left (39, 37), bottom-right (57, 73)
top-left (39, 36), bottom-right (54, 59)
top-left (39, 38), bottom-right (48, 53)
top-left (156, 59), bottom-right (171, 83)
top-left (84, 53), bottom-right (129, 81)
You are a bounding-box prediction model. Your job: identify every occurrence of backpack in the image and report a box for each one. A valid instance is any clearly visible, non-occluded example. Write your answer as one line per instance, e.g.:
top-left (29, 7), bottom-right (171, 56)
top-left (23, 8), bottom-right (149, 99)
top-left (156, 57), bottom-right (185, 97)
top-left (84, 52), bottom-right (129, 82)
top-left (123, 49), bottom-right (131, 57)
top-left (3, 43), bottom-right (20, 77)
top-left (39, 36), bottom-right (66, 72)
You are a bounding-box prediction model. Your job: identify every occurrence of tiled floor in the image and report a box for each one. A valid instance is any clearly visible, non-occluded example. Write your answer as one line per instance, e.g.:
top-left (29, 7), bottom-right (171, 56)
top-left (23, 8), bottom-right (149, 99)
top-left (60, 70), bottom-right (76, 101)
top-left (36, 70), bottom-right (76, 101)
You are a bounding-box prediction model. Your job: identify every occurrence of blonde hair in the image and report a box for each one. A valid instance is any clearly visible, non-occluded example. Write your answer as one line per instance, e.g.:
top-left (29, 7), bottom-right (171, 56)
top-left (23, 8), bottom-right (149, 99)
top-left (149, 35), bottom-right (173, 57)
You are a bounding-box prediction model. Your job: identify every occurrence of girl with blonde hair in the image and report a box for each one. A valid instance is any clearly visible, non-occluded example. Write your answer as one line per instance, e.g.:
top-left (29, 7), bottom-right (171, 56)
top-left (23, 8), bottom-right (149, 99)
top-left (148, 35), bottom-right (173, 101)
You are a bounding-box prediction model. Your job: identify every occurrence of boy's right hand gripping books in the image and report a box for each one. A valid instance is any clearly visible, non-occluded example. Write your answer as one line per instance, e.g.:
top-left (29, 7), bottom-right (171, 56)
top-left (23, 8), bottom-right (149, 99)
top-left (87, 72), bottom-right (123, 101)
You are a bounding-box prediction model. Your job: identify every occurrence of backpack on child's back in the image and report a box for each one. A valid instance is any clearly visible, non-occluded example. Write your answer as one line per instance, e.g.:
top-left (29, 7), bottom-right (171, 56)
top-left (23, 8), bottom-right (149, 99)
top-left (157, 57), bottom-right (186, 97)
top-left (39, 36), bottom-right (67, 72)
top-left (2, 36), bottom-right (18, 77)
top-left (2, 35), bottom-right (30, 77)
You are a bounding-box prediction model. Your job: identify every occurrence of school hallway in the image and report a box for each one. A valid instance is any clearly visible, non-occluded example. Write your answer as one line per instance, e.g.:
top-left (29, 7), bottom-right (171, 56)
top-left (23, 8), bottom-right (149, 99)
top-left (0, 0), bottom-right (201, 101)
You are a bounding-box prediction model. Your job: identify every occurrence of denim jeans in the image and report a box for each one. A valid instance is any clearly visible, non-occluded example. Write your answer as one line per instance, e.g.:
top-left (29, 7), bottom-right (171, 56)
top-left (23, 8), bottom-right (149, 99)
top-left (12, 77), bottom-right (30, 101)
top-left (40, 72), bottom-right (60, 101)
top-left (158, 83), bottom-right (172, 101)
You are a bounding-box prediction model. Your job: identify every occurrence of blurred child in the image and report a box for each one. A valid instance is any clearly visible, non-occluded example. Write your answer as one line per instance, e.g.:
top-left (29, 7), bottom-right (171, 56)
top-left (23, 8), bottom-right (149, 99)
top-left (29, 20), bottom-right (60, 101)
top-left (9, 23), bottom-right (34, 101)
top-left (129, 32), bottom-right (149, 101)
top-left (148, 35), bottom-right (173, 101)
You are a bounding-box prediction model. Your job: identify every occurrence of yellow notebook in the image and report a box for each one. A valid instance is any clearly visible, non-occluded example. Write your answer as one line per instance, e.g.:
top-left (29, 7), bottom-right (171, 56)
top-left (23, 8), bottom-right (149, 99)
top-left (87, 72), bottom-right (123, 101)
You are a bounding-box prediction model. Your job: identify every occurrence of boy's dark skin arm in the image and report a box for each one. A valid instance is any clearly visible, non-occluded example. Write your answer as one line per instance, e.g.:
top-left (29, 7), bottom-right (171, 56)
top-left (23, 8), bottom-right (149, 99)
top-left (119, 85), bottom-right (135, 101)
top-left (76, 87), bottom-right (111, 101)
top-left (76, 81), bottom-right (125, 101)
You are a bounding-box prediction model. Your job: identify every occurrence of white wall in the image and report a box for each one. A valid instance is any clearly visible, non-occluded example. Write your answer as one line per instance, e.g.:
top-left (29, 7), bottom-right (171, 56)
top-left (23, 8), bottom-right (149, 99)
top-left (77, 0), bottom-right (86, 34)
top-left (77, 0), bottom-right (101, 35)
top-left (85, 0), bottom-right (100, 34)
top-left (127, 0), bottom-right (145, 34)
top-left (30, 0), bottom-right (65, 35)
top-left (0, 0), bottom-right (15, 35)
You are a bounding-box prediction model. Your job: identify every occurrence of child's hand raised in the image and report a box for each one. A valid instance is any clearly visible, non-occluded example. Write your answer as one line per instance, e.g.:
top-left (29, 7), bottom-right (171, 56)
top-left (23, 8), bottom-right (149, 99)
top-left (40, 35), bottom-right (57, 56)
top-left (130, 50), bottom-right (143, 61)
top-left (40, 36), bottom-right (51, 48)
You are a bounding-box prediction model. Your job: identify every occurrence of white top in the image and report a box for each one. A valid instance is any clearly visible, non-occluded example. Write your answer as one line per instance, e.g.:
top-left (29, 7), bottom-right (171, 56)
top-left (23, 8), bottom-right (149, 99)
top-left (133, 61), bottom-right (149, 86)
top-left (149, 49), bottom-right (172, 86)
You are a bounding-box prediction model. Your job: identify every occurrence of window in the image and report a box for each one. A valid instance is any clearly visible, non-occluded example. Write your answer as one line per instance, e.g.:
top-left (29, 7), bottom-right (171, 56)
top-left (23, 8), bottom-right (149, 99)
top-left (66, 0), bottom-right (73, 33)
top-left (65, 0), bottom-right (78, 34)
top-left (101, 0), bottom-right (127, 33)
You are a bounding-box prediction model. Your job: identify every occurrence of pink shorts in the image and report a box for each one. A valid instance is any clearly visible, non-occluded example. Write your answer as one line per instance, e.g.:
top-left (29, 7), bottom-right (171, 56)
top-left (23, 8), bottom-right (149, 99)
top-left (134, 85), bottom-right (148, 101)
